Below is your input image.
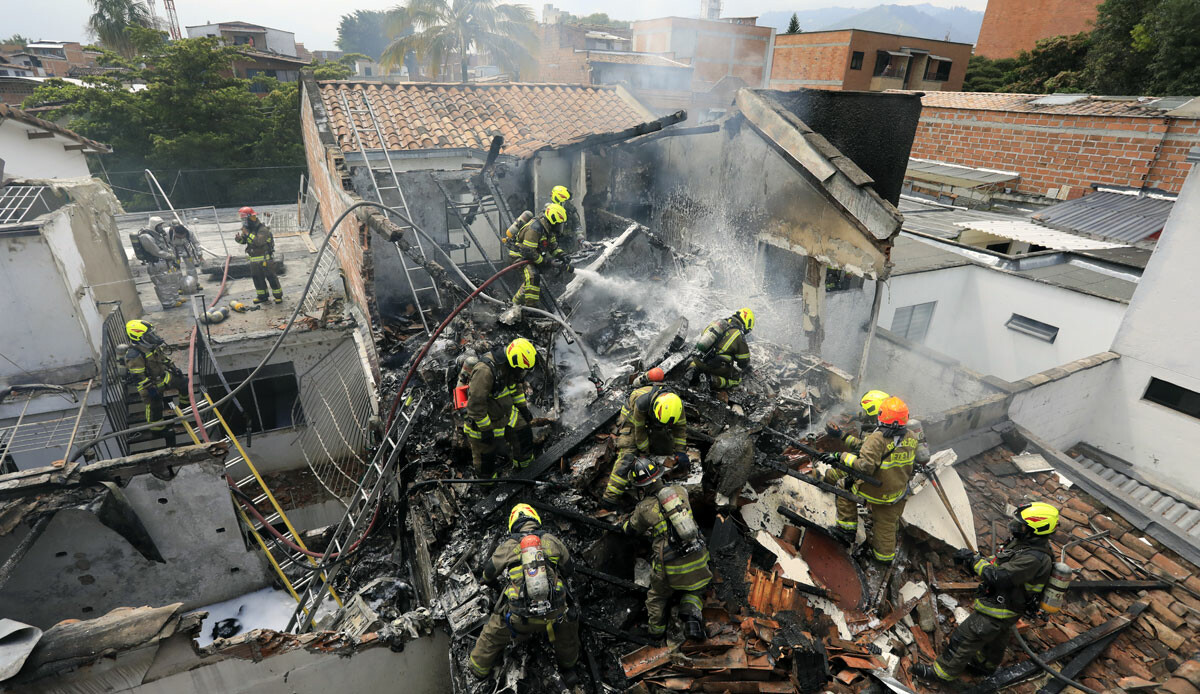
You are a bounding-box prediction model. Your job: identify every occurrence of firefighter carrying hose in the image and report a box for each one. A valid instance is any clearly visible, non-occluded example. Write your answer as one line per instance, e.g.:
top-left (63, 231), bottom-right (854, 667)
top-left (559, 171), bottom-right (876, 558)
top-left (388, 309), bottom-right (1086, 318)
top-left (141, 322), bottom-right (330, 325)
top-left (124, 319), bottom-right (181, 445)
top-left (468, 503), bottom-right (580, 685)
top-left (684, 308), bottom-right (754, 390)
top-left (508, 203), bottom-right (571, 307)
top-left (911, 502), bottom-right (1059, 683)
top-left (462, 338), bottom-right (538, 477)
top-left (820, 396), bottom-right (918, 562)
top-left (235, 207), bottom-right (282, 304)
top-left (601, 386), bottom-right (687, 505)
top-left (623, 457), bottom-right (712, 642)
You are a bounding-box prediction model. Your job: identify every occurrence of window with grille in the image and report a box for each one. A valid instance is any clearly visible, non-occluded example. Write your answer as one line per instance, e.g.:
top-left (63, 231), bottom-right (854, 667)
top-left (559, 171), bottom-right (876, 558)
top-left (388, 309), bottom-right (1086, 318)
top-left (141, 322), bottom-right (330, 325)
top-left (1005, 313), bottom-right (1058, 343)
top-left (1143, 378), bottom-right (1200, 420)
top-left (891, 302), bottom-right (936, 343)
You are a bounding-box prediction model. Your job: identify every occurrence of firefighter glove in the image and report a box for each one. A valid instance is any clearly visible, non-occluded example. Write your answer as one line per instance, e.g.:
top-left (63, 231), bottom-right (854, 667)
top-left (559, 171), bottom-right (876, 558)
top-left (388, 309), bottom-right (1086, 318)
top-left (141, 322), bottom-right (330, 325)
top-left (820, 452), bottom-right (842, 466)
top-left (953, 547), bottom-right (976, 569)
top-left (824, 422), bottom-right (845, 440)
top-left (674, 451), bottom-right (689, 467)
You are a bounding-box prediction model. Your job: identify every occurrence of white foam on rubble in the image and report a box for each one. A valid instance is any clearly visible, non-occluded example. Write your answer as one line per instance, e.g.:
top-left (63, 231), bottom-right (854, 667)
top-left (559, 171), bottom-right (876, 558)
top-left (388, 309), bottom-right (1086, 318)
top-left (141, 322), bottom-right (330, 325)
top-left (189, 587), bottom-right (299, 647)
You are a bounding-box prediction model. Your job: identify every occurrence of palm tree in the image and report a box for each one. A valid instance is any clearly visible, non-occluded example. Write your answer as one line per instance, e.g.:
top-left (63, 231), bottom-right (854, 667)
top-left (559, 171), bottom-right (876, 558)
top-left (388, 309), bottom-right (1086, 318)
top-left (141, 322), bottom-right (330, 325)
top-left (380, 0), bottom-right (537, 82)
top-left (88, 0), bottom-right (155, 58)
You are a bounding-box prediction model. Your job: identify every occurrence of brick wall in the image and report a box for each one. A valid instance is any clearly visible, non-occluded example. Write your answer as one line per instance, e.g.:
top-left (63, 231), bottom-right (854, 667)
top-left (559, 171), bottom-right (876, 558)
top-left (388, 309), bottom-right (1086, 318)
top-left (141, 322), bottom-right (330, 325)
top-left (910, 107), bottom-right (1200, 197)
top-left (976, 0), bottom-right (1102, 58)
top-left (532, 24), bottom-right (591, 83)
top-left (769, 31), bottom-right (851, 89)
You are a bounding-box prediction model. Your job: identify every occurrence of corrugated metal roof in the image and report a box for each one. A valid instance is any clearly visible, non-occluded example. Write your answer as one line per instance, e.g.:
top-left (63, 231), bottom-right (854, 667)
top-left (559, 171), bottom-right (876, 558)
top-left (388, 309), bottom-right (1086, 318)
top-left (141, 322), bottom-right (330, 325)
top-left (906, 158), bottom-right (1019, 188)
top-left (1073, 452), bottom-right (1200, 540)
top-left (954, 219), bottom-right (1128, 251)
top-left (1031, 190), bottom-right (1175, 243)
top-left (898, 197), bottom-right (1019, 239)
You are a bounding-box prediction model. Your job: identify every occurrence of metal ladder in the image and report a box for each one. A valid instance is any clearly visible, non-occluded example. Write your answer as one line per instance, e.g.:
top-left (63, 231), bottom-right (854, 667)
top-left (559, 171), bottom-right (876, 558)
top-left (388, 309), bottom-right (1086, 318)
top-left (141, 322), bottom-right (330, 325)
top-left (336, 89), bottom-right (441, 332)
top-left (287, 394), bottom-right (427, 633)
top-left (173, 397), bottom-right (343, 615)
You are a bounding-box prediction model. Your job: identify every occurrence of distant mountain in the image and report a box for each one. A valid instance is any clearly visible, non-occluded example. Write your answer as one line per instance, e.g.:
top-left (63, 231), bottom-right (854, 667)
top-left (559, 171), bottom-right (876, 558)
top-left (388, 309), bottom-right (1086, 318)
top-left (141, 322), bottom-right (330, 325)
top-left (819, 4), bottom-right (983, 43)
top-left (758, 7), bottom-right (865, 33)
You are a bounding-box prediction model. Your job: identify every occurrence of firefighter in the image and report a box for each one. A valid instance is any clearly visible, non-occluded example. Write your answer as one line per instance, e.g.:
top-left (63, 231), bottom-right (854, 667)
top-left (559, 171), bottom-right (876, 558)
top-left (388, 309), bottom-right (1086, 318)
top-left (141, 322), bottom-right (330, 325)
top-left (234, 207), bottom-right (282, 304)
top-left (684, 308), bottom-right (754, 390)
top-left (463, 338), bottom-right (538, 477)
top-left (623, 457), bottom-right (712, 641)
top-left (911, 502), bottom-right (1059, 683)
top-left (601, 386), bottom-right (687, 505)
top-left (136, 216), bottom-right (184, 309)
top-left (468, 503), bottom-right (580, 685)
top-left (168, 221), bottom-right (203, 292)
top-left (508, 203), bottom-right (571, 307)
top-left (820, 396), bottom-right (918, 562)
top-left (125, 319), bottom-right (180, 445)
top-left (826, 390), bottom-right (931, 469)
top-left (548, 184), bottom-right (580, 250)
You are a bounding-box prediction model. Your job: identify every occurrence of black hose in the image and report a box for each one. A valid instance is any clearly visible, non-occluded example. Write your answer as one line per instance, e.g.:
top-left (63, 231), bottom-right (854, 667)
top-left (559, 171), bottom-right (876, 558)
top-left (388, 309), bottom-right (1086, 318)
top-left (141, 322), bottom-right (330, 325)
top-left (1011, 624), bottom-right (1103, 694)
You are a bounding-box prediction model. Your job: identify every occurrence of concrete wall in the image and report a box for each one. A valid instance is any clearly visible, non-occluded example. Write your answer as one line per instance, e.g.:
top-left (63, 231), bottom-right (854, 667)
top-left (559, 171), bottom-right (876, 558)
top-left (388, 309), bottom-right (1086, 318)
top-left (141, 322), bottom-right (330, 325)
top-left (0, 121), bottom-right (91, 179)
top-left (879, 263), bottom-right (1127, 382)
top-left (1010, 352), bottom-right (1121, 451)
top-left (909, 100), bottom-right (1200, 198)
top-left (0, 459), bottom-right (271, 629)
top-left (864, 327), bottom-right (1009, 416)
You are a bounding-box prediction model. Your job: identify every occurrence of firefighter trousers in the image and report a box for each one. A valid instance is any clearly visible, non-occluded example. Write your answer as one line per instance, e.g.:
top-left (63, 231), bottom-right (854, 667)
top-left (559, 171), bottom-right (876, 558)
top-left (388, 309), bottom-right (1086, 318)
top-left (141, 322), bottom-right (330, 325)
top-left (467, 419), bottom-right (532, 476)
top-left (646, 562), bottom-right (707, 634)
top-left (468, 609), bottom-right (580, 677)
top-left (690, 357), bottom-right (740, 389)
top-left (148, 261), bottom-right (182, 308)
top-left (933, 612), bottom-right (1013, 680)
top-left (512, 265), bottom-right (542, 306)
top-left (249, 256), bottom-right (282, 302)
top-left (834, 495), bottom-right (907, 562)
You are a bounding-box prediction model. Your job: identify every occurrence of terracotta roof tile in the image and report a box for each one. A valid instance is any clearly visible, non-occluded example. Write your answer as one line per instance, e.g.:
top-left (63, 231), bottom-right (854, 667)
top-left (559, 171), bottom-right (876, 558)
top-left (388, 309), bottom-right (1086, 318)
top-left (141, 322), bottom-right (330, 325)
top-left (319, 81), bottom-right (654, 158)
top-left (889, 90), bottom-right (1191, 118)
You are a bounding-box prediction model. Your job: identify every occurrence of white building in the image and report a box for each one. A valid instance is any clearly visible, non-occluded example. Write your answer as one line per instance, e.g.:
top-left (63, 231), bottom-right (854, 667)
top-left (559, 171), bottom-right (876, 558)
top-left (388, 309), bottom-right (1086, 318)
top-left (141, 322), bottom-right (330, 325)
top-left (185, 21), bottom-right (298, 57)
top-left (0, 104), bottom-right (111, 180)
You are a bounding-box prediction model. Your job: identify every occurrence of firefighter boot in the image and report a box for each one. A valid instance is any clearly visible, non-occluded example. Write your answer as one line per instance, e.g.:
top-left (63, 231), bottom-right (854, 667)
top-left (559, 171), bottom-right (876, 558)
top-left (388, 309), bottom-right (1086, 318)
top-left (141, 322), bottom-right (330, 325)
top-left (683, 616), bottom-right (706, 643)
top-left (910, 663), bottom-right (940, 681)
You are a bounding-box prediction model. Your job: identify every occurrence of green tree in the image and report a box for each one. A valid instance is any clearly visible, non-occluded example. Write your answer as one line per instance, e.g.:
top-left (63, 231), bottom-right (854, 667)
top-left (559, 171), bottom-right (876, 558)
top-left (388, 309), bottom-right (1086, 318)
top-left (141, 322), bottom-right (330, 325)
top-left (786, 13), bottom-right (801, 34)
top-left (336, 9), bottom-right (395, 59)
top-left (962, 54), bottom-right (1025, 92)
top-left (87, 0), bottom-right (156, 58)
top-left (1135, 0), bottom-right (1200, 94)
top-left (1081, 0), bottom-right (1156, 94)
top-left (381, 0), bottom-right (537, 82)
top-left (313, 59), bottom-right (354, 80)
top-left (1007, 33), bottom-right (1090, 93)
top-left (4, 34), bottom-right (29, 48)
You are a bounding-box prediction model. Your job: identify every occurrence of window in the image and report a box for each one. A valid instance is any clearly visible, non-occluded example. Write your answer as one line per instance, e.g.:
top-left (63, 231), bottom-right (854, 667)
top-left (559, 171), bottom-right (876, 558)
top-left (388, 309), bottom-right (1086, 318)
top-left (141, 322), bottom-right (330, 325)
top-left (203, 362), bottom-right (304, 435)
top-left (850, 51), bottom-right (864, 70)
top-left (1143, 378), bottom-right (1200, 420)
top-left (891, 302), bottom-right (936, 343)
top-left (1005, 313), bottom-right (1058, 343)
top-left (873, 52), bottom-right (891, 76)
top-left (825, 267), bottom-right (865, 293)
top-left (924, 59), bottom-right (952, 82)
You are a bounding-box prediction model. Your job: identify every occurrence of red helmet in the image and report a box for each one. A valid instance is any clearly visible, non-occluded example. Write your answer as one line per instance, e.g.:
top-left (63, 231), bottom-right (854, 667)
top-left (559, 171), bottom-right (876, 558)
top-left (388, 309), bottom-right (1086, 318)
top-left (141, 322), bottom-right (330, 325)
top-left (878, 397), bottom-right (909, 427)
top-left (239, 206), bottom-right (256, 219)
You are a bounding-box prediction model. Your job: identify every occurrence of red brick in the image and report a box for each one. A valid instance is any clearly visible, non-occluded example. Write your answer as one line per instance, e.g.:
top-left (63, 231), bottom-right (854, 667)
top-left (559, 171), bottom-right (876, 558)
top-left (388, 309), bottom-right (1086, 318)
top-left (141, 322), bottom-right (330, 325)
top-left (1119, 534), bottom-right (1159, 560)
top-left (1183, 576), bottom-right (1200, 595)
top-left (1145, 615), bottom-right (1188, 651)
top-left (1148, 595), bottom-right (1188, 630)
top-left (1149, 553), bottom-right (1192, 581)
top-left (1174, 660), bottom-right (1200, 689)
top-left (1091, 514), bottom-right (1120, 533)
top-left (1163, 677), bottom-right (1200, 694)
top-left (1109, 650), bottom-right (1156, 680)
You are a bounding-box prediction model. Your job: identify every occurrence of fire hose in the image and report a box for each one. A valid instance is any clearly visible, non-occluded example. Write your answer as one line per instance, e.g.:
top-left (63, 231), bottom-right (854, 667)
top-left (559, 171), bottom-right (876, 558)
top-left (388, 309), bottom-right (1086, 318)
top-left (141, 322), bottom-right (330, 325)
top-left (1011, 625), bottom-right (1103, 694)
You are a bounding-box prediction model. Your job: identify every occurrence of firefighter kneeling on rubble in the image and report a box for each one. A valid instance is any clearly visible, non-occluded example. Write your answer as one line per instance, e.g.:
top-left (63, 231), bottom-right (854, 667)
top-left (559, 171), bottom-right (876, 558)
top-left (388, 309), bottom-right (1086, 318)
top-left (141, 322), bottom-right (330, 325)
top-left (469, 503), bottom-right (581, 685)
top-left (463, 338), bottom-right (539, 476)
top-left (821, 396), bottom-right (918, 562)
top-left (508, 203), bottom-right (571, 306)
top-left (602, 387), bottom-right (688, 505)
top-left (623, 457), bottom-right (712, 642)
top-left (685, 308), bottom-right (754, 390)
top-left (912, 502), bottom-right (1059, 683)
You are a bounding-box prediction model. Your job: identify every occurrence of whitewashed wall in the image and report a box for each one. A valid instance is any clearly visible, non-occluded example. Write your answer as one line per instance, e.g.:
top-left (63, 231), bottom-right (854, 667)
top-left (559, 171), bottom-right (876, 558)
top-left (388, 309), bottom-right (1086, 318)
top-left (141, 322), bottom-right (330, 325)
top-left (0, 121), bottom-right (91, 179)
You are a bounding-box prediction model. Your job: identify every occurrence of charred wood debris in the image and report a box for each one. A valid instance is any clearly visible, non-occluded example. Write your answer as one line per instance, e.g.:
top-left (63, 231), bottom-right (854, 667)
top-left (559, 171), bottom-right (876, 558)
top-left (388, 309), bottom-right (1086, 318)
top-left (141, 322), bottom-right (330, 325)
top-left (295, 222), bottom-right (1191, 694)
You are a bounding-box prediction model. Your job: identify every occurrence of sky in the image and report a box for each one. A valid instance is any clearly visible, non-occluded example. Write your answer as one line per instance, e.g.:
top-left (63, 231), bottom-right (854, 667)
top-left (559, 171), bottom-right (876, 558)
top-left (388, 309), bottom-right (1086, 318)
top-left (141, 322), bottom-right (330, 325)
top-left (3, 0), bottom-right (986, 50)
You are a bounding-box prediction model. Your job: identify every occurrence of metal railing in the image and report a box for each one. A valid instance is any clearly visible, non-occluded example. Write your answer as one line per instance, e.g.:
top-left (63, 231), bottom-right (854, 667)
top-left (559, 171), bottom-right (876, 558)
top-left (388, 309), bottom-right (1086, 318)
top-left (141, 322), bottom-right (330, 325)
top-left (98, 304), bottom-right (131, 458)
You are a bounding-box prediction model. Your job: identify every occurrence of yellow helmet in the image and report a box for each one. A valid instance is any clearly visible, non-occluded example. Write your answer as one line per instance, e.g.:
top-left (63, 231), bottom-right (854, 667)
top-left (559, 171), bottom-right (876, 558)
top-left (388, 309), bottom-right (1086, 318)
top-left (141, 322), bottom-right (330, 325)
top-left (551, 185), bottom-right (571, 204)
top-left (508, 503), bottom-right (541, 532)
top-left (1015, 501), bottom-right (1059, 536)
top-left (505, 338), bottom-right (537, 370)
top-left (651, 392), bottom-right (683, 425)
top-left (126, 319), bottom-right (153, 342)
top-left (735, 308), bottom-right (755, 333)
top-left (545, 203), bottom-right (567, 225)
top-left (860, 389), bottom-right (890, 417)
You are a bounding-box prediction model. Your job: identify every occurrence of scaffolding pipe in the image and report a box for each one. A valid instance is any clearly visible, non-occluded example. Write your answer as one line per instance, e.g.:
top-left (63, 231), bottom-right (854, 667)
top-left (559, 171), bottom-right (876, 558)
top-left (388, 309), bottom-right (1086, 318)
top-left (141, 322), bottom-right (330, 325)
top-left (62, 379), bottom-right (94, 462)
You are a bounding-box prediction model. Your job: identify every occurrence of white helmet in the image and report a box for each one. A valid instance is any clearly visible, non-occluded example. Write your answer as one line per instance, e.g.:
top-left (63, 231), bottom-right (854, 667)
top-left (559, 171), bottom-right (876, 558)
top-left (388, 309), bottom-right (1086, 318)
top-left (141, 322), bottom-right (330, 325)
top-left (148, 216), bottom-right (164, 228)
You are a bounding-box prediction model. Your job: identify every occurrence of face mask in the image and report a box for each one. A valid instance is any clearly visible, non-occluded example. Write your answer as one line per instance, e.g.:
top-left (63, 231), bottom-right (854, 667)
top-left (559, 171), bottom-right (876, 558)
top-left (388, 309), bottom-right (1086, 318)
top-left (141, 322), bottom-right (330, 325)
top-left (1008, 519), bottom-right (1027, 538)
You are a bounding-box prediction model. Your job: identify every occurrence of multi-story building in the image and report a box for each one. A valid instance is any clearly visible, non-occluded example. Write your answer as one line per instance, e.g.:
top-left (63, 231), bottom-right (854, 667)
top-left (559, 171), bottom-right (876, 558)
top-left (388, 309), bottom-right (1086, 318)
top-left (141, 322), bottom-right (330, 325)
top-left (631, 16), bottom-right (775, 92)
top-left (0, 41), bottom-right (98, 78)
top-left (976, 0), bottom-right (1102, 58)
top-left (769, 30), bottom-right (971, 92)
top-left (184, 21), bottom-right (311, 90)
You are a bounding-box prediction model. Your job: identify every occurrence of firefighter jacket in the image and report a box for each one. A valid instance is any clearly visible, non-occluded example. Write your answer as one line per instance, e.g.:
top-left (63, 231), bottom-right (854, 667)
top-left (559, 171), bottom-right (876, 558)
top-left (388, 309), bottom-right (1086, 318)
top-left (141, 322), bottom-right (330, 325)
top-left (694, 318), bottom-right (750, 369)
top-left (126, 342), bottom-right (174, 393)
top-left (617, 386), bottom-right (687, 456)
top-left (236, 219), bottom-right (275, 259)
top-left (831, 428), bottom-right (918, 505)
top-left (509, 216), bottom-right (565, 266)
top-left (137, 227), bottom-right (176, 263)
top-left (483, 530), bottom-right (572, 615)
top-left (968, 535), bottom-right (1053, 621)
top-left (845, 418), bottom-right (930, 466)
top-left (624, 485), bottom-right (712, 592)
top-left (463, 351), bottom-right (529, 441)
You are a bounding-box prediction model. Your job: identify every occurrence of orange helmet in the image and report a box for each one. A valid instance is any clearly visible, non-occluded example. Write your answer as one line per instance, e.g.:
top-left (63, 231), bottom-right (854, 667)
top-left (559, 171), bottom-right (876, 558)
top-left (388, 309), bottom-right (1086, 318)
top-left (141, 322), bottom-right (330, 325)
top-left (878, 397), bottom-right (909, 427)
top-left (239, 206), bottom-right (256, 219)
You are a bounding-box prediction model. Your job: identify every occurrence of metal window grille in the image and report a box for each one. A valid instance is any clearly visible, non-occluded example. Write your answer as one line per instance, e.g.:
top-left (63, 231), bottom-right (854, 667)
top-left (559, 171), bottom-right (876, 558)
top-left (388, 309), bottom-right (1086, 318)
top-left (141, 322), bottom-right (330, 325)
top-left (0, 185), bottom-right (49, 224)
top-left (891, 302), bottom-right (936, 343)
